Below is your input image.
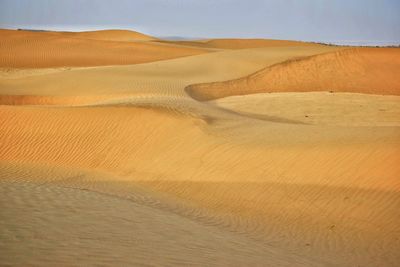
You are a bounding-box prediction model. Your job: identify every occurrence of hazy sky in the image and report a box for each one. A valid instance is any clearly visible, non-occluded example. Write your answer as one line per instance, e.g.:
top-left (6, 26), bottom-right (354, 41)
top-left (1, 0), bottom-right (399, 44)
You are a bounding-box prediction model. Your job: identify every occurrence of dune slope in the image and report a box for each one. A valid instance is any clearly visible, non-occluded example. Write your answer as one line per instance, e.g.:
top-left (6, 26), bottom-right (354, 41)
top-left (187, 48), bottom-right (400, 100)
top-left (1, 101), bottom-right (399, 266)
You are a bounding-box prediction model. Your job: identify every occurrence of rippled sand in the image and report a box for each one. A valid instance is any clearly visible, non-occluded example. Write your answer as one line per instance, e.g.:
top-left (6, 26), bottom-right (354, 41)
top-left (1, 29), bottom-right (399, 266)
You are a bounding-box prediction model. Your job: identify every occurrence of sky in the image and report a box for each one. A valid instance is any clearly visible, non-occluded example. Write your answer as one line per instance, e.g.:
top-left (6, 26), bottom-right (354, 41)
top-left (0, 0), bottom-right (399, 45)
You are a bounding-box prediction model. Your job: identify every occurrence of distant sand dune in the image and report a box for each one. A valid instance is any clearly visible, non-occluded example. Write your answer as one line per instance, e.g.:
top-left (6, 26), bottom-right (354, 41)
top-left (157, 38), bottom-right (318, 49)
top-left (61, 29), bottom-right (157, 42)
top-left (187, 48), bottom-right (400, 100)
top-left (0, 29), bottom-right (210, 68)
top-left (0, 45), bottom-right (340, 96)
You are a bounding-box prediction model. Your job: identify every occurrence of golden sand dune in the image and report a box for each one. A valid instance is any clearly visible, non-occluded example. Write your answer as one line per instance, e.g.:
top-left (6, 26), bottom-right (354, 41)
top-left (62, 29), bottom-right (157, 42)
top-left (0, 45), bottom-right (340, 97)
top-left (1, 31), bottom-right (400, 266)
top-left (1, 104), bottom-right (399, 186)
top-left (0, 103), bottom-right (399, 266)
top-left (187, 48), bottom-right (400, 100)
top-left (158, 38), bottom-right (317, 49)
top-left (0, 29), bottom-right (209, 68)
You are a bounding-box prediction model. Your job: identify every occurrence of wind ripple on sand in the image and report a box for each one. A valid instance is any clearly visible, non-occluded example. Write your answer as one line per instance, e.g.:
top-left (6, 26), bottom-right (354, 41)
top-left (0, 29), bottom-right (210, 68)
top-left (1, 36), bottom-right (399, 266)
top-left (2, 163), bottom-right (326, 266)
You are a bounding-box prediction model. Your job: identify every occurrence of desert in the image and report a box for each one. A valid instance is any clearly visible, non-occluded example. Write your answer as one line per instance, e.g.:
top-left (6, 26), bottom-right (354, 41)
top-left (1, 25), bottom-right (399, 267)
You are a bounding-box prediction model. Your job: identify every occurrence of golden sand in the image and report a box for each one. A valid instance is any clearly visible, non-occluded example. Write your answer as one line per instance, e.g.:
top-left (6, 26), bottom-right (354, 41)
top-left (1, 29), bottom-right (399, 266)
top-left (187, 48), bottom-right (400, 100)
top-left (0, 29), bottom-right (209, 68)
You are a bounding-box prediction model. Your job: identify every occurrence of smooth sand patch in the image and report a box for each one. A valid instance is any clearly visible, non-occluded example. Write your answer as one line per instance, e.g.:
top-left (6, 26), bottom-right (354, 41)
top-left (211, 92), bottom-right (400, 126)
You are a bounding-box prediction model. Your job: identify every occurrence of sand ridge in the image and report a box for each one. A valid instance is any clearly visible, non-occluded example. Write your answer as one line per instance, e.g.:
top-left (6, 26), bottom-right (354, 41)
top-left (60, 29), bottom-right (157, 42)
top-left (0, 45), bottom-right (341, 97)
top-left (186, 47), bottom-right (400, 100)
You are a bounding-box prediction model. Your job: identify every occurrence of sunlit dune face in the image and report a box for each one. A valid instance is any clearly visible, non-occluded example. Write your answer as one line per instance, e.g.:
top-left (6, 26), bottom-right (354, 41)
top-left (187, 48), bottom-right (400, 100)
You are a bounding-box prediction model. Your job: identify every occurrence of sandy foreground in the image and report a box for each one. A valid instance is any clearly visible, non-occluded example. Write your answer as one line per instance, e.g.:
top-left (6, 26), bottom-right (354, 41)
top-left (0, 29), bottom-right (399, 266)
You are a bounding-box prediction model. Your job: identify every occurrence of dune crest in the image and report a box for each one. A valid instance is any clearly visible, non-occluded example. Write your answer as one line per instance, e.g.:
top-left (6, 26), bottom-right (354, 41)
top-left (62, 29), bottom-right (157, 42)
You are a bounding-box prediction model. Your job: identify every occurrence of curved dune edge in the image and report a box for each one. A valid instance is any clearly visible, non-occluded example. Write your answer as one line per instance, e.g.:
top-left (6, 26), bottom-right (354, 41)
top-left (0, 29), bottom-right (211, 68)
top-left (186, 48), bottom-right (400, 101)
top-left (1, 104), bottom-right (399, 190)
top-left (0, 45), bottom-right (342, 97)
top-left (0, 94), bottom-right (235, 124)
top-left (2, 92), bottom-right (400, 127)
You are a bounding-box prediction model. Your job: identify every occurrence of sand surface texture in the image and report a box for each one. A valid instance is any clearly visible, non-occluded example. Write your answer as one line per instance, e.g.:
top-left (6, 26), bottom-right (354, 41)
top-left (1, 29), bottom-right (399, 267)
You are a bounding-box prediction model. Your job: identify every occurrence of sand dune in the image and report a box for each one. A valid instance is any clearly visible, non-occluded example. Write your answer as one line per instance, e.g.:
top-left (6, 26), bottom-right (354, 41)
top-left (0, 45), bottom-right (340, 97)
top-left (62, 29), bottom-right (157, 42)
top-left (0, 29), bottom-right (328, 69)
top-left (0, 29), bottom-right (209, 68)
top-left (1, 103), bottom-right (399, 266)
top-left (187, 48), bottom-right (400, 100)
top-left (157, 38), bottom-right (318, 49)
top-left (1, 31), bottom-right (399, 266)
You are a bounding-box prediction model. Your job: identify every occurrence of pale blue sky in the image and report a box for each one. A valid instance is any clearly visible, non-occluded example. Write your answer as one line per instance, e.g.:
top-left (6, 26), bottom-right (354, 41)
top-left (0, 0), bottom-right (399, 44)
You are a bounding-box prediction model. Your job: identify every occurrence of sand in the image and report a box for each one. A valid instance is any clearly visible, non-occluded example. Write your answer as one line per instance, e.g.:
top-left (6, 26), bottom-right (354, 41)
top-left (0, 29), bottom-right (210, 68)
top-left (187, 48), bottom-right (400, 100)
top-left (0, 29), bottom-right (399, 266)
top-left (156, 38), bottom-right (319, 49)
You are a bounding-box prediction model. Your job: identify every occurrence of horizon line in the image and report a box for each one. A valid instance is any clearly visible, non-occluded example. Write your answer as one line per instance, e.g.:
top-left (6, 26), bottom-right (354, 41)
top-left (2, 26), bottom-right (400, 47)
